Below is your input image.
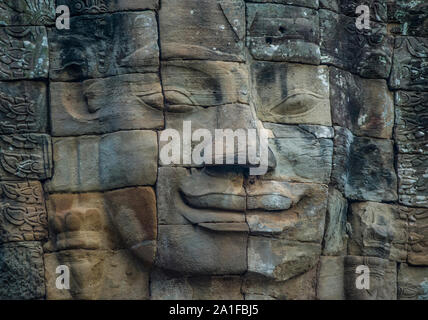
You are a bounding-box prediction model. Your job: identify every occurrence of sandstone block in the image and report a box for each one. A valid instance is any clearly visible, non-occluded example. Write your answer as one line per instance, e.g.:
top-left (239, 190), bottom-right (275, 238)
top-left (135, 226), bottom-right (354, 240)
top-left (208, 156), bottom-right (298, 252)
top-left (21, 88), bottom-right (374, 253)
top-left (248, 236), bottom-right (321, 281)
top-left (0, 0), bottom-right (55, 26)
top-left (0, 242), bottom-right (45, 299)
top-left (398, 154), bottom-right (428, 208)
top-left (151, 271), bottom-right (243, 300)
top-left (323, 188), bottom-right (348, 256)
top-left (47, 131), bottom-right (158, 192)
top-left (0, 81), bottom-right (47, 134)
top-left (157, 167), bottom-right (246, 226)
top-left (0, 181), bottom-right (47, 243)
top-left (162, 60), bottom-right (249, 108)
top-left (263, 123), bottom-right (333, 184)
top-left (247, 4), bottom-right (320, 64)
top-left (159, 0), bottom-right (245, 61)
top-left (332, 127), bottom-right (397, 202)
top-left (330, 66), bottom-right (394, 139)
top-left (320, 10), bottom-right (393, 78)
top-left (388, 0), bottom-right (428, 37)
top-left (390, 37), bottom-right (428, 91)
top-left (251, 62), bottom-right (331, 126)
top-left (243, 267), bottom-right (317, 300)
top-left (57, 0), bottom-right (159, 15)
top-left (0, 26), bottom-right (49, 80)
top-left (317, 256), bottom-right (345, 300)
top-left (395, 91), bottom-right (428, 154)
top-left (408, 207), bottom-right (428, 266)
top-left (50, 74), bottom-right (164, 136)
top-left (398, 264), bottom-right (428, 300)
top-left (45, 249), bottom-right (149, 300)
top-left (0, 134), bottom-right (52, 180)
top-left (348, 202), bottom-right (409, 262)
top-left (246, 179), bottom-right (327, 243)
top-left (49, 12), bottom-right (159, 81)
top-left (344, 256), bottom-right (397, 300)
top-left (156, 225), bottom-right (247, 275)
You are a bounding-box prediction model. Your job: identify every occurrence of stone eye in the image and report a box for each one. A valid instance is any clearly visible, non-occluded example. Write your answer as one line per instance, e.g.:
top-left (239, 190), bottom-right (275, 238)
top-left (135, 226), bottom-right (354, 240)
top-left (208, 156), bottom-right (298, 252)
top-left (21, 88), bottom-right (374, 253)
top-left (270, 92), bottom-right (321, 117)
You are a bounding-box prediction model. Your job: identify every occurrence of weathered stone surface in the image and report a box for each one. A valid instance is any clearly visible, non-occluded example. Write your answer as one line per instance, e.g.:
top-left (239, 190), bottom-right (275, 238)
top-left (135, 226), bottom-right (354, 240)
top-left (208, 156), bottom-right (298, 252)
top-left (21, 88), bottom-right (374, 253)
top-left (57, 0), bottom-right (159, 15)
top-left (0, 241), bottom-right (45, 299)
top-left (251, 62), bottom-right (331, 126)
top-left (408, 207), bottom-right (428, 266)
top-left (344, 256), bottom-right (397, 300)
top-left (323, 188), bottom-right (348, 256)
top-left (0, 181), bottom-right (47, 243)
top-left (0, 0), bottom-right (55, 26)
top-left (390, 37), bottom-right (428, 91)
top-left (398, 154), bottom-right (428, 208)
top-left (246, 179), bottom-right (327, 243)
top-left (388, 0), bottom-right (428, 37)
top-left (395, 91), bottom-right (428, 154)
top-left (156, 225), bottom-right (247, 275)
top-left (0, 134), bottom-right (52, 180)
top-left (398, 264), bottom-right (428, 300)
top-left (348, 202), bottom-right (408, 262)
top-left (0, 81), bottom-right (47, 134)
top-left (104, 187), bottom-right (157, 266)
top-left (49, 11), bottom-right (159, 81)
top-left (320, 10), bottom-right (393, 78)
top-left (159, 0), bottom-right (245, 61)
top-left (157, 167), bottom-right (246, 226)
top-left (321, 0), bottom-right (387, 22)
top-left (319, 0), bottom-right (338, 11)
top-left (46, 193), bottom-right (121, 251)
top-left (47, 131), bottom-right (157, 193)
top-left (45, 187), bottom-right (157, 266)
top-left (330, 67), bottom-right (393, 139)
top-left (263, 123), bottom-right (333, 184)
top-left (332, 127), bottom-right (397, 202)
top-left (244, 267), bottom-right (317, 300)
top-left (248, 0), bottom-right (318, 9)
top-left (50, 74), bottom-right (164, 136)
top-left (151, 271), bottom-right (243, 300)
top-left (161, 103), bottom-right (256, 167)
top-left (317, 256), bottom-right (345, 300)
top-left (247, 4), bottom-right (320, 64)
top-left (0, 26), bottom-right (48, 80)
top-left (162, 60), bottom-right (249, 108)
top-left (45, 249), bottom-right (149, 300)
top-left (248, 236), bottom-right (321, 281)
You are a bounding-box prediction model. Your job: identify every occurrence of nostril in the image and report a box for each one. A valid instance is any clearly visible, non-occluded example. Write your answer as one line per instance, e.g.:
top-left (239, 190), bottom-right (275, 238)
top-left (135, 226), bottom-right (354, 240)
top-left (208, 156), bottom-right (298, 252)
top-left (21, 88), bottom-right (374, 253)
top-left (279, 26), bottom-right (285, 33)
top-left (265, 36), bottom-right (273, 45)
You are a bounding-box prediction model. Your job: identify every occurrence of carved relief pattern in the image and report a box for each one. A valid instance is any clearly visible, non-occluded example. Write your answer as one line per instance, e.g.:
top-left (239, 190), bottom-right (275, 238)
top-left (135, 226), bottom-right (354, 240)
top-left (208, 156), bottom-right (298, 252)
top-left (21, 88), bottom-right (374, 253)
top-left (408, 207), bottom-right (428, 266)
top-left (390, 37), bottom-right (428, 91)
top-left (0, 26), bottom-right (49, 80)
top-left (0, 82), bottom-right (47, 134)
top-left (395, 91), bottom-right (428, 154)
top-left (0, 134), bottom-right (52, 180)
top-left (398, 154), bottom-right (428, 209)
top-left (0, 181), bottom-right (47, 243)
top-left (0, 0), bottom-right (55, 26)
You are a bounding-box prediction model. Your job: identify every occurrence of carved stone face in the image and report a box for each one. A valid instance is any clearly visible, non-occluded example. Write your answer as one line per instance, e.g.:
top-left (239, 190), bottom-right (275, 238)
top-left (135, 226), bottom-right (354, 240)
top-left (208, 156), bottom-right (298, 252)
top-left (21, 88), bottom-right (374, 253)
top-left (2, 0), bottom-right (427, 301)
top-left (151, 0), bottom-right (332, 279)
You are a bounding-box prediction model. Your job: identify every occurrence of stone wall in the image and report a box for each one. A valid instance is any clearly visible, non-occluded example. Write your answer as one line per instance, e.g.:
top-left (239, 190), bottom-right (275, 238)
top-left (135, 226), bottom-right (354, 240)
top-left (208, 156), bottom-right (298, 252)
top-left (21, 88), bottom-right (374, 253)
top-left (0, 0), bottom-right (426, 300)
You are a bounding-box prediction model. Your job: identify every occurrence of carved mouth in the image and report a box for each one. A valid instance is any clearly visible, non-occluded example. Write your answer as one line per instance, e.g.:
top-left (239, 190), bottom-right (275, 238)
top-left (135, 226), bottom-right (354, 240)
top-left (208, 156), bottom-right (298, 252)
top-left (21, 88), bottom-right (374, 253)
top-left (178, 170), bottom-right (293, 232)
